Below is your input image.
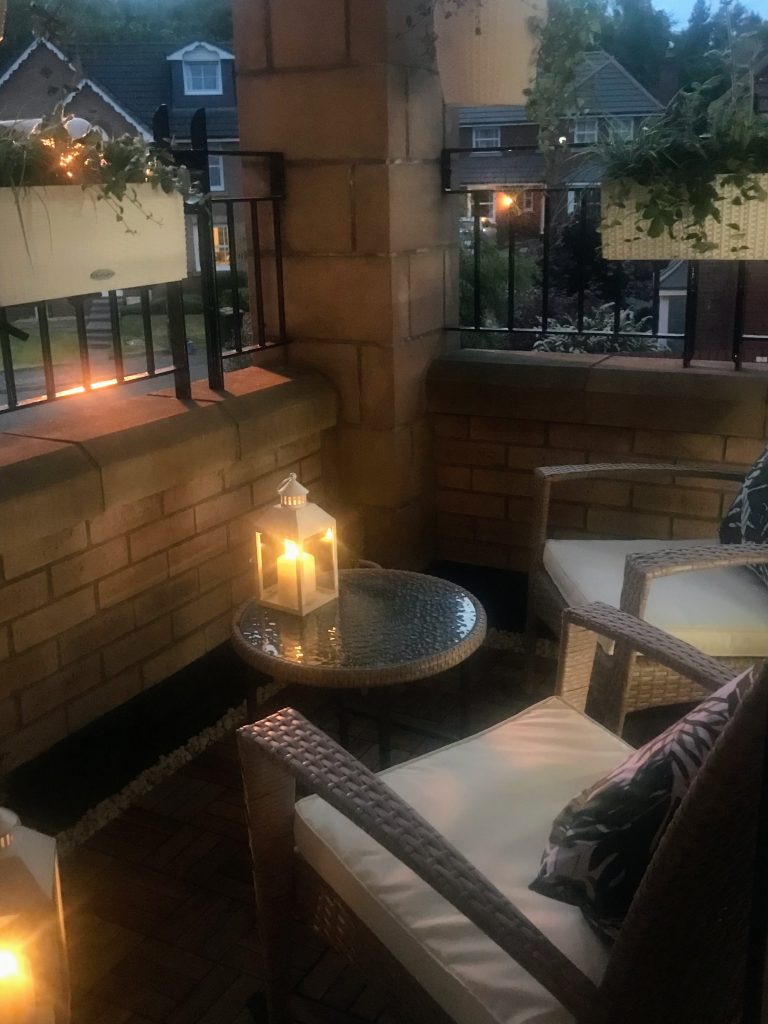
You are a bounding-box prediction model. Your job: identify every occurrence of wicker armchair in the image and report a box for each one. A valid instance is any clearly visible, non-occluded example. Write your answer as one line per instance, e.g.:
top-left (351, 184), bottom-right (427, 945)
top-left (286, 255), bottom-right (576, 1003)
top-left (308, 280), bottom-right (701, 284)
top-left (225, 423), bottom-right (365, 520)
top-left (526, 461), bottom-right (768, 732)
top-left (238, 603), bottom-right (768, 1024)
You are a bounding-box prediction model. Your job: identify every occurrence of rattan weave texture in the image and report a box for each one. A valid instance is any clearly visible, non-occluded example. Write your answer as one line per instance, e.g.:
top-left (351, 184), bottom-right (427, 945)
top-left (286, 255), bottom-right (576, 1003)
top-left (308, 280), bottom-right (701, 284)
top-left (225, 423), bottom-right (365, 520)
top-left (238, 602), bottom-right (766, 1024)
top-left (526, 461), bottom-right (759, 732)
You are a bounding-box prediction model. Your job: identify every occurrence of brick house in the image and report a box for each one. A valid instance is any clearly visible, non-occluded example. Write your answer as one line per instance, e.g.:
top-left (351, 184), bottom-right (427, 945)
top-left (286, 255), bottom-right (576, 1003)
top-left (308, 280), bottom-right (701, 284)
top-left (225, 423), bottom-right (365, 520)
top-left (455, 50), bottom-right (663, 227)
top-left (0, 36), bottom-right (240, 273)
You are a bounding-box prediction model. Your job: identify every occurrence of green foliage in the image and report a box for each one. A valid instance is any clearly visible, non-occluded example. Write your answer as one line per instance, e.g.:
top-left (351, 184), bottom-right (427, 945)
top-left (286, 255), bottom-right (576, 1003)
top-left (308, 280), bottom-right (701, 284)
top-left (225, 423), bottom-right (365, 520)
top-left (397, 0), bottom-right (483, 59)
top-left (601, 51), bottom-right (768, 253)
top-left (534, 304), bottom-right (658, 353)
top-left (0, 108), bottom-right (190, 228)
top-left (524, 0), bottom-right (605, 174)
top-left (3, 0), bottom-right (232, 50)
top-left (599, 0), bottom-right (672, 89)
top-left (459, 236), bottom-right (537, 328)
top-left (674, 1), bottom-right (767, 91)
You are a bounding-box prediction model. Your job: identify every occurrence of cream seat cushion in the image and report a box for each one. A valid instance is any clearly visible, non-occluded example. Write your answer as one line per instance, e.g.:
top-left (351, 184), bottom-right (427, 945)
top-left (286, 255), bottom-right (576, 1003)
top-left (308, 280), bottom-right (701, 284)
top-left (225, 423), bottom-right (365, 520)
top-left (544, 538), bottom-right (768, 658)
top-left (295, 698), bottom-right (631, 1024)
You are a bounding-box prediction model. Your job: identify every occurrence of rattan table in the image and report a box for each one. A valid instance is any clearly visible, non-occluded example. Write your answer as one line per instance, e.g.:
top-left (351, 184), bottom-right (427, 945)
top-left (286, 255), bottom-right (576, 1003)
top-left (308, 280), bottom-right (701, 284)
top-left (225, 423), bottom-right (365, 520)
top-left (231, 568), bottom-right (487, 765)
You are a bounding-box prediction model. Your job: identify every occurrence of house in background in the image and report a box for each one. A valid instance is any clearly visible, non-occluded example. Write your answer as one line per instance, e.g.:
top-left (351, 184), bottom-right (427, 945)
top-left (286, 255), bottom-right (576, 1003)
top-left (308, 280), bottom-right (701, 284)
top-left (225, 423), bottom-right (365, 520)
top-left (0, 37), bottom-right (240, 274)
top-left (455, 50), bottom-right (663, 227)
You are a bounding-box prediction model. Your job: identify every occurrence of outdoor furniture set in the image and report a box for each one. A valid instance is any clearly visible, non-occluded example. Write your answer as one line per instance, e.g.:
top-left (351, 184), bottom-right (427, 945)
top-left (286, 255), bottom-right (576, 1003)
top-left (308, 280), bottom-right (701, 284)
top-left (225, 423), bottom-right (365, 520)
top-left (233, 450), bottom-right (768, 1024)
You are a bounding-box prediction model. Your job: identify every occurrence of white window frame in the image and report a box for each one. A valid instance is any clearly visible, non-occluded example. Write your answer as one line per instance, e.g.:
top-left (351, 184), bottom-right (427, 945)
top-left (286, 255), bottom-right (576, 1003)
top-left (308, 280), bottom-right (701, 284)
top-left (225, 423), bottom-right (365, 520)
top-left (183, 59), bottom-right (222, 96)
top-left (573, 117), bottom-right (599, 145)
top-left (610, 116), bottom-right (635, 141)
top-left (208, 155), bottom-right (225, 192)
top-left (472, 126), bottom-right (501, 151)
top-left (522, 190), bottom-right (535, 213)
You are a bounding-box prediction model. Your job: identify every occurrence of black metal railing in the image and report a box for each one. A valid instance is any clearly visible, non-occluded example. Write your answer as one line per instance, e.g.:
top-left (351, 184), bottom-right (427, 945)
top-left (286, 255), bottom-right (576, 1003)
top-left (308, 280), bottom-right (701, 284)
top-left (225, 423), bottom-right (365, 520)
top-left (0, 108), bottom-right (288, 414)
top-left (443, 147), bottom-right (768, 371)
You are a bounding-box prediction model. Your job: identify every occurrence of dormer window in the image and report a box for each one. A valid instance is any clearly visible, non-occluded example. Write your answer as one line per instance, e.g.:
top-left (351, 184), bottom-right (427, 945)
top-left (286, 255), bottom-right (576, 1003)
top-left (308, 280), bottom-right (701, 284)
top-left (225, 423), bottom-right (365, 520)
top-left (167, 42), bottom-right (234, 98)
top-left (183, 59), bottom-right (222, 95)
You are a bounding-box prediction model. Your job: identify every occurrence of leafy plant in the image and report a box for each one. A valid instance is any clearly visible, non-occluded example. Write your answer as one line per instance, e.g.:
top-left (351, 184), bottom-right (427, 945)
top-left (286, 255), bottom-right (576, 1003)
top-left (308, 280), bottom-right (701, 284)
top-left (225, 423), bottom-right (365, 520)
top-left (0, 108), bottom-right (191, 230)
top-left (398, 0), bottom-right (483, 59)
top-left (459, 234), bottom-right (537, 327)
top-left (600, 33), bottom-right (768, 254)
top-left (524, 0), bottom-right (606, 168)
top-left (534, 303), bottom-right (660, 353)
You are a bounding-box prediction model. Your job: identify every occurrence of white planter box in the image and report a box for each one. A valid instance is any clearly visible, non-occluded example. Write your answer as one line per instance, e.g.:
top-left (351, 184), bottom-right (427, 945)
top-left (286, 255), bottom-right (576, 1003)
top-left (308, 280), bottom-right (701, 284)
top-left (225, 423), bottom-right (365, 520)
top-left (0, 184), bottom-right (187, 307)
top-left (600, 176), bottom-right (768, 261)
top-left (435, 0), bottom-right (545, 106)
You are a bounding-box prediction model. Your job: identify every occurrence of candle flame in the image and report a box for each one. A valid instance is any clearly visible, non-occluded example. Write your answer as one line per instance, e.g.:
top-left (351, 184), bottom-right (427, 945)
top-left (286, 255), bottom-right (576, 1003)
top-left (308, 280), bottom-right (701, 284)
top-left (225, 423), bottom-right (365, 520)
top-left (323, 528), bottom-right (333, 542)
top-left (283, 539), bottom-right (300, 560)
top-left (0, 949), bottom-right (22, 980)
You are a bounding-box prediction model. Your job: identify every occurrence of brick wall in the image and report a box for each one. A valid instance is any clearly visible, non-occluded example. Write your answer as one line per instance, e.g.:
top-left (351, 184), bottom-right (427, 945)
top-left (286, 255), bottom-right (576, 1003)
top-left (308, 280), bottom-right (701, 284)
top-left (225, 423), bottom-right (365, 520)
top-left (0, 370), bottom-right (343, 768)
top-left (429, 352), bottom-right (767, 571)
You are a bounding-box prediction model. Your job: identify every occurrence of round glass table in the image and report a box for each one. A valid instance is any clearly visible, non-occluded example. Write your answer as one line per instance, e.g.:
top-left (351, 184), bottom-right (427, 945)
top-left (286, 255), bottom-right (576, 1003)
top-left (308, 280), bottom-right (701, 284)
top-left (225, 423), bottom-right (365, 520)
top-left (231, 568), bottom-right (487, 764)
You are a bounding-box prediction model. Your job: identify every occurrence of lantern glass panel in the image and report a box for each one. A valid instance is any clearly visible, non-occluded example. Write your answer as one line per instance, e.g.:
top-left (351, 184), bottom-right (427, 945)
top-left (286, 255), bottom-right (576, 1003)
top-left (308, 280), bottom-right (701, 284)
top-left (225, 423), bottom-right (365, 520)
top-left (256, 526), bottom-right (338, 616)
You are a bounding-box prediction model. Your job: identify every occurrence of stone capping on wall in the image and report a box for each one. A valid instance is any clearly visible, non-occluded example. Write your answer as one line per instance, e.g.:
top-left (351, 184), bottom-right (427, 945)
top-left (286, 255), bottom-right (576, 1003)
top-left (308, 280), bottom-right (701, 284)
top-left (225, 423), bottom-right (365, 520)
top-left (0, 367), bottom-right (337, 550)
top-left (0, 367), bottom-right (342, 768)
top-left (428, 349), bottom-right (767, 572)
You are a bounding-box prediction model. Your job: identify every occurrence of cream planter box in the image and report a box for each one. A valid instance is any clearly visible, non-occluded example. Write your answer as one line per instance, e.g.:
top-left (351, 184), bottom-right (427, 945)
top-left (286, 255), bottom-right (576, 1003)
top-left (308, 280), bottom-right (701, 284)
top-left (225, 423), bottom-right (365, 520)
top-left (601, 177), bottom-right (768, 261)
top-left (435, 0), bottom-right (545, 106)
top-left (0, 184), bottom-right (187, 307)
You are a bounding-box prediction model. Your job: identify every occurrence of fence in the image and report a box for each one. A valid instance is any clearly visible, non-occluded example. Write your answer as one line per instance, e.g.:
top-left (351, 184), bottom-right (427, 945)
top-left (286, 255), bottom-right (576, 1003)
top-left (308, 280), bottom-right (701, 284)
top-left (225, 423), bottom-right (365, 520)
top-left (442, 146), bottom-right (768, 371)
top-left (0, 107), bottom-right (288, 414)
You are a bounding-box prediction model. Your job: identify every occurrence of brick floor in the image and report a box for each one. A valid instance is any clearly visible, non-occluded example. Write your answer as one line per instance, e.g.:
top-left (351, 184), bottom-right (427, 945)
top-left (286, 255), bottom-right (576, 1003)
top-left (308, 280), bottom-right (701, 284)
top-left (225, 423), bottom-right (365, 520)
top-left (60, 646), bottom-right (558, 1023)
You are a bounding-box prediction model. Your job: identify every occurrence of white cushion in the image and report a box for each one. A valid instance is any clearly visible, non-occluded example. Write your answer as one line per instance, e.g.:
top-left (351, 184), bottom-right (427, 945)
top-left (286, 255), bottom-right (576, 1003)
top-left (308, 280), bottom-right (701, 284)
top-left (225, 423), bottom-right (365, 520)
top-left (544, 538), bottom-right (768, 658)
top-left (295, 698), bottom-right (630, 1024)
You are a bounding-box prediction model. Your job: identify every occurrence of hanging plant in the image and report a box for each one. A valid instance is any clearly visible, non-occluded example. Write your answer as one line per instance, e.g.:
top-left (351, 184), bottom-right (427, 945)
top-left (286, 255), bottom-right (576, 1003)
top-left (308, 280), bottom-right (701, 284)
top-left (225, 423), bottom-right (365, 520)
top-left (0, 107), bottom-right (190, 223)
top-left (600, 37), bottom-right (768, 259)
top-left (0, 109), bottom-right (193, 306)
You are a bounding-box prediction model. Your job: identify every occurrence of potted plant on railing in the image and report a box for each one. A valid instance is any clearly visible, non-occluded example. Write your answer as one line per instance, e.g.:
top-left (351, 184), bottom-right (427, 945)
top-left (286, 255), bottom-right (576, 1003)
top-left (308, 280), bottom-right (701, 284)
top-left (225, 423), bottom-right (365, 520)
top-left (405, 0), bottom-right (546, 106)
top-left (0, 109), bottom-right (191, 307)
top-left (600, 60), bottom-right (768, 260)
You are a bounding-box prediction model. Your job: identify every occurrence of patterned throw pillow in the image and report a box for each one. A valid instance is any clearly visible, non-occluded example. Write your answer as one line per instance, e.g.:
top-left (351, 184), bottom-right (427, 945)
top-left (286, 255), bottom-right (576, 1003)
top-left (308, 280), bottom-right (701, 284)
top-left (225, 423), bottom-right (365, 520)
top-left (530, 669), bottom-right (755, 941)
top-left (720, 444), bottom-right (768, 586)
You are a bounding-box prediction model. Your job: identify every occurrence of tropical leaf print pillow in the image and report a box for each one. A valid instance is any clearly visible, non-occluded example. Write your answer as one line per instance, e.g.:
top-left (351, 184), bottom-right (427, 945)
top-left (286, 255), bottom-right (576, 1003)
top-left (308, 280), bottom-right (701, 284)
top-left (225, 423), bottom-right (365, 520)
top-left (530, 668), bottom-right (754, 941)
top-left (720, 445), bottom-right (768, 585)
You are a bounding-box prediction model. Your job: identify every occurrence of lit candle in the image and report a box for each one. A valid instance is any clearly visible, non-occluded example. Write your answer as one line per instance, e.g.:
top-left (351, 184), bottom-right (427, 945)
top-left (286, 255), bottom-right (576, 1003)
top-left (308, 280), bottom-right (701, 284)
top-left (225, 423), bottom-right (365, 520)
top-left (0, 948), bottom-right (34, 1023)
top-left (277, 540), bottom-right (316, 608)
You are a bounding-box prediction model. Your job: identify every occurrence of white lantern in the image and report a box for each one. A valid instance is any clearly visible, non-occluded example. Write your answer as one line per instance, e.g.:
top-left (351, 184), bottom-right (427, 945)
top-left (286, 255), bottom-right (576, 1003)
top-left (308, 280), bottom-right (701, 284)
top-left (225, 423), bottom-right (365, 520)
top-left (0, 809), bottom-right (70, 1024)
top-left (254, 474), bottom-right (339, 616)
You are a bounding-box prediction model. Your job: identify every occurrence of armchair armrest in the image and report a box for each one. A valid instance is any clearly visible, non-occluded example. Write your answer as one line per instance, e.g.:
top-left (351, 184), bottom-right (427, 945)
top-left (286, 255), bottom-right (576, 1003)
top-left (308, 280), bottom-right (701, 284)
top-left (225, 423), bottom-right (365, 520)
top-left (530, 464), bottom-right (741, 570)
top-left (621, 543), bottom-right (768, 618)
top-left (557, 602), bottom-right (735, 720)
top-left (238, 709), bottom-right (607, 1024)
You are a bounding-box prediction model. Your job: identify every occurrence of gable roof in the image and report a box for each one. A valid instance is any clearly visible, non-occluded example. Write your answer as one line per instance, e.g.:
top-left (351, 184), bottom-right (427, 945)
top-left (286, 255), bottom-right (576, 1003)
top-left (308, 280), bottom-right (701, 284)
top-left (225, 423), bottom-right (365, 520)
top-left (0, 37), bottom-right (75, 88)
top-left (167, 42), bottom-right (234, 61)
top-left (459, 50), bottom-right (663, 127)
top-left (0, 38), bottom-right (238, 139)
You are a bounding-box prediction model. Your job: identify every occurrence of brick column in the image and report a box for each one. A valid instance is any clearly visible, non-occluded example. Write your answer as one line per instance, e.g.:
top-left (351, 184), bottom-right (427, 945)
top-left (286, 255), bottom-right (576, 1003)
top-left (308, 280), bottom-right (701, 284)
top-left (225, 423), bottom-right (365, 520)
top-left (233, 0), bottom-right (459, 566)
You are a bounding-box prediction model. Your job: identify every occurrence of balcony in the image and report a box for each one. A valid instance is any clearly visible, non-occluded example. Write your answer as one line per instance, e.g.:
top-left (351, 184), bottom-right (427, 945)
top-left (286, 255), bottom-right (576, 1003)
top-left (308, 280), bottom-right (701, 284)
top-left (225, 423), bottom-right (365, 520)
top-left (0, 2), bottom-right (766, 1023)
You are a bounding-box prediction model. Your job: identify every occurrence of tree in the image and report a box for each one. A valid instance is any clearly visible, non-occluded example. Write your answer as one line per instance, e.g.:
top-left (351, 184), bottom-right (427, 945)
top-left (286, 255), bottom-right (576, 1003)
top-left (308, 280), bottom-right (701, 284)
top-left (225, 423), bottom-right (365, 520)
top-left (599, 0), bottom-right (673, 90)
top-left (1, 0), bottom-right (233, 53)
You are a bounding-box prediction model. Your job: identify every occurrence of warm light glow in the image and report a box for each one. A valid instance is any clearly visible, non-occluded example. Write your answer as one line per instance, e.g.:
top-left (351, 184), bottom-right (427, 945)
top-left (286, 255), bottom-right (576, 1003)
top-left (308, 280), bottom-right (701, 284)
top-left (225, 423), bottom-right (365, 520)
top-left (0, 950), bottom-right (21, 980)
top-left (283, 539), bottom-right (300, 560)
top-left (499, 193), bottom-right (515, 210)
top-left (323, 528), bottom-right (334, 542)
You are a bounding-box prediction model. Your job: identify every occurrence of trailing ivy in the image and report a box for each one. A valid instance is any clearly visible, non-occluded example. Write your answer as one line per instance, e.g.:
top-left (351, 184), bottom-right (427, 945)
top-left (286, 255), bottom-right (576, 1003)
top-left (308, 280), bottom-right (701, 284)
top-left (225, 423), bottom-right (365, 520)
top-left (601, 31), bottom-right (768, 254)
top-left (524, 0), bottom-right (605, 168)
top-left (0, 107), bottom-right (191, 231)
